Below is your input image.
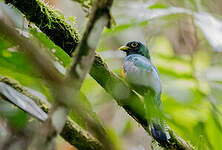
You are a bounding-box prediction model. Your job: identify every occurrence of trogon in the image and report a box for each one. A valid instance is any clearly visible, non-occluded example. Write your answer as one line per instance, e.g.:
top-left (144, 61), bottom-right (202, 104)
top-left (119, 41), bottom-right (169, 146)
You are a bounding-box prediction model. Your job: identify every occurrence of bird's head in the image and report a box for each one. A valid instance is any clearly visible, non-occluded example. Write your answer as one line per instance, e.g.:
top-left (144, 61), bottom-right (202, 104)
top-left (119, 41), bottom-right (150, 59)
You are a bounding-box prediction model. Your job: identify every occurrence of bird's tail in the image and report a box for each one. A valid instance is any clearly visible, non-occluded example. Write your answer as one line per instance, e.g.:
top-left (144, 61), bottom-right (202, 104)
top-left (144, 91), bottom-right (169, 146)
top-left (150, 119), bottom-right (169, 146)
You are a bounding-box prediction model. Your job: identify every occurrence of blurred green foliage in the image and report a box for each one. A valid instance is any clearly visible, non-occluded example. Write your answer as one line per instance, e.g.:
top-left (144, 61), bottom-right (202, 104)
top-left (0, 100), bottom-right (28, 131)
top-left (1, 0), bottom-right (222, 149)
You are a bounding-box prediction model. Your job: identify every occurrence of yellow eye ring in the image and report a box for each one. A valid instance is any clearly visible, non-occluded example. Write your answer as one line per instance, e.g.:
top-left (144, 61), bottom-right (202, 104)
top-left (131, 42), bottom-right (138, 48)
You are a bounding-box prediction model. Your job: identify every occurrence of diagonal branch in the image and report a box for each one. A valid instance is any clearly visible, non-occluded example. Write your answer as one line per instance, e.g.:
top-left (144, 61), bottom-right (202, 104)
top-left (0, 18), bottom-right (108, 150)
top-left (5, 0), bottom-right (80, 56)
top-left (4, 0), bottom-right (192, 149)
top-left (66, 0), bottom-right (114, 149)
top-left (0, 76), bottom-right (103, 150)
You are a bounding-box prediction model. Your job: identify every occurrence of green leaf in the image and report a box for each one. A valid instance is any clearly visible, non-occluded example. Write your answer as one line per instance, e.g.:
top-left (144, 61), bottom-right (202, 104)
top-left (29, 28), bottom-right (71, 67)
top-left (0, 34), bottom-right (51, 100)
top-left (151, 36), bottom-right (174, 57)
top-left (206, 111), bottom-right (222, 150)
top-left (148, 3), bottom-right (168, 9)
top-left (103, 20), bottom-right (148, 36)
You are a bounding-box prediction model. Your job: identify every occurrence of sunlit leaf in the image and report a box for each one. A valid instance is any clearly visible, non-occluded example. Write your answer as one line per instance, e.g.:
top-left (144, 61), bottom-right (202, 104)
top-left (205, 111), bottom-right (222, 150)
top-left (148, 3), bottom-right (168, 9)
top-left (104, 20), bottom-right (148, 36)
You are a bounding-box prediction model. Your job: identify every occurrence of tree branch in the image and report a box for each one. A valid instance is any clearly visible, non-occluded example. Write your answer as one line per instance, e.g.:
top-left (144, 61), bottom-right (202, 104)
top-left (66, 0), bottom-right (114, 149)
top-left (0, 18), bottom-right (108, 150)
top-left (4, 0), bottom-right (193, 149)
top-left (5, 0), bottom-right (80, 56)
top-left (0, 76), bottom-right (103, 150)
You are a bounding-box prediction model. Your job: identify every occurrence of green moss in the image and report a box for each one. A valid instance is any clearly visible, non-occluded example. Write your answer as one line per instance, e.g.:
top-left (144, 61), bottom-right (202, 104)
top-left (0, 76), bottom-right (24, 92)
top-left (6, 0), bottom-right (80, 56)
top-left (72, 0), bottom-right (93, 9)
top-left (62, 119), bottom-right (103, 150)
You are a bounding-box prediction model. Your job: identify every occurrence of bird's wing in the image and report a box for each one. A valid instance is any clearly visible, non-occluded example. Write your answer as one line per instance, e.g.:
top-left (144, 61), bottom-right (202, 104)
top-left (123, 55), bottom-right (161, 95)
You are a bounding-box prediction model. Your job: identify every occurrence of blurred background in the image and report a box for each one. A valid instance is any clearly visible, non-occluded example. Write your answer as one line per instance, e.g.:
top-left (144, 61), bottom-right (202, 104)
top-left (1, 0), bottom-right (222, 149)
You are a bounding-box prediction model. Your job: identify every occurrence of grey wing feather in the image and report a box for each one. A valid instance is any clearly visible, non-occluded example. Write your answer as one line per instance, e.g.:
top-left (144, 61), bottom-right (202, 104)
top-left (123, 55), bottom-right (161, 95)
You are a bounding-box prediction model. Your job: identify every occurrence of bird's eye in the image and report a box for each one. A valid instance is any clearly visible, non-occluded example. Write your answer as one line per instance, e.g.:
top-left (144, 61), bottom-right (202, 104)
top-left (130, 42), bottom-right (138, 48)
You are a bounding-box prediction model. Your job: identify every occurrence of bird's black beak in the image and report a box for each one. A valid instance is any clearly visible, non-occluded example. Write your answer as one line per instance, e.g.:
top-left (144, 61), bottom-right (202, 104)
top-left (119, 45), bottom-right (130, 51)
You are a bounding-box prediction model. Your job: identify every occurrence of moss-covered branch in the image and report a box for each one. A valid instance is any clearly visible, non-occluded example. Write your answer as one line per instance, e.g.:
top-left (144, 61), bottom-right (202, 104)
top-left (4, 0), bottom-right (193, 149)
top-left (5, 0), bottom-right (80, 56)
top-left (0, 76), bottom-right (103, 150)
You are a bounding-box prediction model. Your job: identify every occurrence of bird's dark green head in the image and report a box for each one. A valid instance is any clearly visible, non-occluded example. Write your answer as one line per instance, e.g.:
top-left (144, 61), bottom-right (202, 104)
top-left (119, 41), bottom-right (150, 59)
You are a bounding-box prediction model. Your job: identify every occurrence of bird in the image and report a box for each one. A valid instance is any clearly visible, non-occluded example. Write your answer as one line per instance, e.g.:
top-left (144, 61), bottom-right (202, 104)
top-left (119, 41), bottom-right (169, 146)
